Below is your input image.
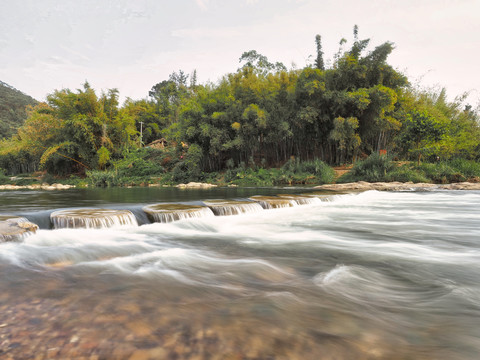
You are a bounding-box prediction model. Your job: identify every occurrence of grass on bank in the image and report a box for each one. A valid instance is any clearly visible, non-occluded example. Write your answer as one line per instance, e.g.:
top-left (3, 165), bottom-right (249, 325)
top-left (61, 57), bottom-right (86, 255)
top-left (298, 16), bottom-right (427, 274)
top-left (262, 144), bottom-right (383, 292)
top-left (2, 148), bottom-right (480, 188)
top-left (337, 154), bottom-right (480, 184)
top-left (86, 156), bottom-right (335, 187)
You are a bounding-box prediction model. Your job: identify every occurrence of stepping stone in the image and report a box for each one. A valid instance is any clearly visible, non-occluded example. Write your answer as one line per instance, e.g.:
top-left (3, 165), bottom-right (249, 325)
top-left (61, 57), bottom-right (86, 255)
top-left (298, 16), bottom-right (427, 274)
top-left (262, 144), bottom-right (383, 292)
top-left (249, 196), bottom-right (296, 209)
top-left (50, 209), bottom-right (138, 229)
top-left (203, 200), bottom-right (263, 216)
top-left (143, 204), bottom-right (214, 223)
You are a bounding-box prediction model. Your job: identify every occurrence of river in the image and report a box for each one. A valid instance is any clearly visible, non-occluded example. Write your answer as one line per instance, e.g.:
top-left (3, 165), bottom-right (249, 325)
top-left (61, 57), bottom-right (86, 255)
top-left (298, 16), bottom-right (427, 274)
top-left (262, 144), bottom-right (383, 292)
top-left (0, 187), bottom-right (479, 359)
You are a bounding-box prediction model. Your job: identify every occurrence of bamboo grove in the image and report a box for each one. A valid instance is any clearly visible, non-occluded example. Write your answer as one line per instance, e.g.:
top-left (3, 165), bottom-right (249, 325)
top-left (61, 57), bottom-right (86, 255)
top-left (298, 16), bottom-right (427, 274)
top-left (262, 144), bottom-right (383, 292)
top-left (1, 28), bottom-right (479, 177)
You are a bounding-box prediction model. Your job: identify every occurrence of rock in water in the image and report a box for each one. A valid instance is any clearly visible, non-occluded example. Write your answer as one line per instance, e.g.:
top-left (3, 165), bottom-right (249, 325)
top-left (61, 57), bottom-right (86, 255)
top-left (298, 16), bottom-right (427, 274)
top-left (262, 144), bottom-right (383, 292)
top-left (249, 196), bottom-right (296, 209)
top-left (50, 209), bottom-right (138, 229)
top-left (143, 204), bottom-right (215, 223)
top-left (0, 216), bottom-right (39, 242)
top-left (277, 194), bottom-right (323, 205)
top-left (176, 182), bottom-right (217, 189)
top-left (203, 200), bottom-right (264, 216)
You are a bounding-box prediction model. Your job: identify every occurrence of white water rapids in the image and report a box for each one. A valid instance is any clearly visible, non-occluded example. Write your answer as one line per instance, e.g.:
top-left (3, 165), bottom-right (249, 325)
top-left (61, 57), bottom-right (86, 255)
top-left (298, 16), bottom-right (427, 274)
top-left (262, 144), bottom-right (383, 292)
top-left (0, 189), bottom-right (479, 359)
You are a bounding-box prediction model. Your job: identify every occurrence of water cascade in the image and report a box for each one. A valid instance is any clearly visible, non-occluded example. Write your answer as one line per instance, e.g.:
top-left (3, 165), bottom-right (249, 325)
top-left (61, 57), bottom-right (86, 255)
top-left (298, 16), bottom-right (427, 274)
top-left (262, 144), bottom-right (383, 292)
top-left (50, 209), bottom-right (138, 229)
top-left (203, 200), bottom-right (264, 216)
top-left (277, 194), bottom-right (323, 205)
top-left (143, 204), bottom-right (215, 223)
top-left (249, 195), bottom-right (297, 209)
top-left (0, 216), bottom-right (39, 242)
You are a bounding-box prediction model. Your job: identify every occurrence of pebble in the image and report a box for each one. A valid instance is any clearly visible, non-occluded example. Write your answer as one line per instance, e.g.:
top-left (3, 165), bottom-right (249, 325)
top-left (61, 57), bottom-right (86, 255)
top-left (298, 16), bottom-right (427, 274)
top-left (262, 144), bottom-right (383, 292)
top-left (0, 283), bottom-right (436, 360)
top-left (70, 335), bottom-right (80, 343)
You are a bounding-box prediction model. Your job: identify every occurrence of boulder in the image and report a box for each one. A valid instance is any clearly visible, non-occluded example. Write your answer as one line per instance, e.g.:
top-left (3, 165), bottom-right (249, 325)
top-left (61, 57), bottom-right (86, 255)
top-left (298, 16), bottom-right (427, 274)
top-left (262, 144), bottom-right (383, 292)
top-left (143, 204), bottom-right (214, 223)
top-left (50, 209), bottom-right (138, 229)
top-left (176, 182), bottom-right (217, 189)
top-left (0, 216), bottom-right (39, 242)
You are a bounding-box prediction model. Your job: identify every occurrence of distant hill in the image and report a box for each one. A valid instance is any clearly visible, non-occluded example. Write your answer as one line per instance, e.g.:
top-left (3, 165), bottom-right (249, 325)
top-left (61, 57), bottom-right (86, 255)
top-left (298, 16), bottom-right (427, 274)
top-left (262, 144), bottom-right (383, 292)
top-left (0, 81), bottom-right (38, 139)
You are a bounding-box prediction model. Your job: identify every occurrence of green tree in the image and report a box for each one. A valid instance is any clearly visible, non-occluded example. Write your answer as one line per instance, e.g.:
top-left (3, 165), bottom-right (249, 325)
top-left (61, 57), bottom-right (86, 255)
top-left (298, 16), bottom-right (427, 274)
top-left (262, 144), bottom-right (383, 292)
top-left (314, 35), bottom-right (325, 70)
top-left (330, 116), bottom-right (361, 163)
top-left (399, 110), bottom-right (446, 164)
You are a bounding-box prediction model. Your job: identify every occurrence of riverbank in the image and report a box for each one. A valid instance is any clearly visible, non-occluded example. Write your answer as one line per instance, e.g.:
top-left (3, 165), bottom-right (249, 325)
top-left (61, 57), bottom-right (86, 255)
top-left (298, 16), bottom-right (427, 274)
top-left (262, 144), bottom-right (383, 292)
top-left (314, 181), bottom-right (480, 191)
top-left (2, 180), bottom-right (480, 191)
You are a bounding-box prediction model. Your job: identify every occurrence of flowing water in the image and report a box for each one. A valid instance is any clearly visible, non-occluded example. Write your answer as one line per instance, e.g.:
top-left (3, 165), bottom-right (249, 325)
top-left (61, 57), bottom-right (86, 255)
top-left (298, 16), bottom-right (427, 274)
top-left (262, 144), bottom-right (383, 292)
top-left (0, 188), bottom-right (479, 359)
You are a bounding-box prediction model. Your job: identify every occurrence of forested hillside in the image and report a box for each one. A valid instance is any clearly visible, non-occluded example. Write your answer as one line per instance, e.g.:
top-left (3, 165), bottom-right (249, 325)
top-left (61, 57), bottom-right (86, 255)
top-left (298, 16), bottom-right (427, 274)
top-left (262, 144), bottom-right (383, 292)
top-left (0, 81), bottom-right (37, 139)
top-left (0, 27), bottom-right (479, 184)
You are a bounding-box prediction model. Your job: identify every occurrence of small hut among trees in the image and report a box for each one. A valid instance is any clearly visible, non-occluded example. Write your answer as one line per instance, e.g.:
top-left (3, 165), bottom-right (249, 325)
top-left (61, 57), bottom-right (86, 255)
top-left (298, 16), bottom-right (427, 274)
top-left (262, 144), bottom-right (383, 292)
top-left (146, 138), bottom-right (168, 149)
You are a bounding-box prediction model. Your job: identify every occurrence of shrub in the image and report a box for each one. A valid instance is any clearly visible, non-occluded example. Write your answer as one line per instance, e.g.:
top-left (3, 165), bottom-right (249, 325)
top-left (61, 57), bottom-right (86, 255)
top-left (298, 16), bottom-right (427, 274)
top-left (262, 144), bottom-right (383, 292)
top-left (386, 166), bottom-right (429, 183)
top-left (41, 173), bottom-right (56, 185)
top-left (338, 153), bottom-right (395, 183)
top-left (0, 168), bottom-right (8, 185)
top-left (171, 161), bottom-right (191, 183)
top-left (86, 170), bottom-right (118, 187)
top-left (416, 162), bottom-right (465, 183)
top-left (281, 158), bottom-right (335, 184)
top-left (113, 148), bottom-right (164, 178)
top-left (447, 159), bottom-right (480, 179)
top-left (184, 144), bottom-right (203, 179)
top-left (223, 159), bottom-right (334, 186)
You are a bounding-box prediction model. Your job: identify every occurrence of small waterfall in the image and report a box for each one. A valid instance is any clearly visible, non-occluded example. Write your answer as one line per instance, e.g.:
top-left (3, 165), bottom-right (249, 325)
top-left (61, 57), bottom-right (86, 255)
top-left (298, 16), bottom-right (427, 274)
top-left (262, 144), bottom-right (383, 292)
top-left (249, 196), bottom-right (297, 209)
top-left (0, 216), bottom-right (39, 242)
top-left (277, 195), bottom-right (323, 205)
top-left (303, 192), bottom-right (339, 202)
top-left (143, 204), bottom-right (215, 223)
top-left (203, 200), bottom-right (264, 216)
top-left (51, 209), bottom-right (138, 229)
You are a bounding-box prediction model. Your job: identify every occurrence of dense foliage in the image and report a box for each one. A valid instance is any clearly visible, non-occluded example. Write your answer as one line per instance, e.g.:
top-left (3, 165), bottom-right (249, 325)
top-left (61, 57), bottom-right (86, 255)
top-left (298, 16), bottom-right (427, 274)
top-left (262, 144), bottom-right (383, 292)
top-left (1, 27), bottom-right (479, 185)
top-left (0, 81), bottom-right (37, 139)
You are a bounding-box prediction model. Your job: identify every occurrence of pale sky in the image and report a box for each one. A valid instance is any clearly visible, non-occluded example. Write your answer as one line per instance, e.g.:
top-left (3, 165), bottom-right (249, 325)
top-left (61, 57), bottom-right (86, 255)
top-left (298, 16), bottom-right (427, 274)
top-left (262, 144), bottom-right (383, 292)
top-left (1, 0), bottom-right (479, 106)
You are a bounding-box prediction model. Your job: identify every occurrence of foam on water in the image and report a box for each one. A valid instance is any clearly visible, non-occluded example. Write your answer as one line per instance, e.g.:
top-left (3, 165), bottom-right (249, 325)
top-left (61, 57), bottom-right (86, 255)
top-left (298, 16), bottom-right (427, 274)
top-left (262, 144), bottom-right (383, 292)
top-left (0, 228), bottom-right (156, 268)
top-left (3, 190), bottom-right (479, 270)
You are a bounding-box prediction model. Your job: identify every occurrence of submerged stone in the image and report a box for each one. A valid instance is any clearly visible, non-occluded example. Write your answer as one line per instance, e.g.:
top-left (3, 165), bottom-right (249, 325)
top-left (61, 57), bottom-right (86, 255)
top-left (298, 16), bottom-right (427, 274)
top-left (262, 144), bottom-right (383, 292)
top-left (203, 200), bottom-right (264, 216)
top-left (0, 216), bottom-right (39, 242)
top-left (50, 209), bottom-right (138, 229)
top-left (143, 204), bottom-right (215, 223)
top-left (249, 196), bottom-right (296, 209)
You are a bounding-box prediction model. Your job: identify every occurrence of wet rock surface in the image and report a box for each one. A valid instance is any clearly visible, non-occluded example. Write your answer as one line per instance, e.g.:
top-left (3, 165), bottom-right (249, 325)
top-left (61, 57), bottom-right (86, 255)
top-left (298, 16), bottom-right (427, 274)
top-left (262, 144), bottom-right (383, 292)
top-left (249, 196), bottom-right (296, 209)
top-left (143, 204), bottom-right (214, 223)
top-left (203, 200), bottom-right (263, 216)
top-left (50, 209), bottom-right (138, 229)
top-left (0, 217), bottom-right (38, 242)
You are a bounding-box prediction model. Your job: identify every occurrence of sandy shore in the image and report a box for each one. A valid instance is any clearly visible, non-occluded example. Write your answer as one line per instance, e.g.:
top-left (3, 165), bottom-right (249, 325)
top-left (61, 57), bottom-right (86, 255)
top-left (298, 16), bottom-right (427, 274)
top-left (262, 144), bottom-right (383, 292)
top-left (314, 181), bottom-right (480, 191)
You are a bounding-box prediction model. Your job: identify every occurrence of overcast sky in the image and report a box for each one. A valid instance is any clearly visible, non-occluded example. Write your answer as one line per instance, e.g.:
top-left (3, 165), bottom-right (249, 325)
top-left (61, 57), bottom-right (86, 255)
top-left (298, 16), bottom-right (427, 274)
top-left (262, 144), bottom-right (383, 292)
top-left (1, 0), bottom-right (479, 105)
